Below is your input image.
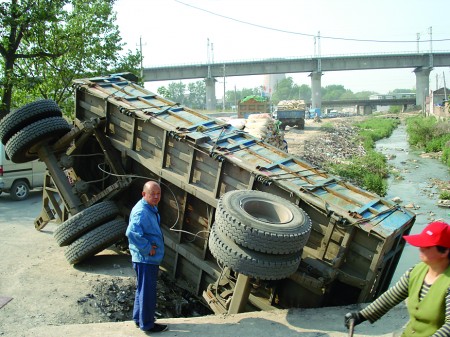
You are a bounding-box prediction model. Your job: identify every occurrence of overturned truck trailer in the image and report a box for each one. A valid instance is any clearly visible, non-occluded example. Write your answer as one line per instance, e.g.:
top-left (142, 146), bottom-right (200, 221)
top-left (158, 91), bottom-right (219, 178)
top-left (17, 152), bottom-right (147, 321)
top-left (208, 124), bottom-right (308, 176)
top-left (0, 74), bottom-right (415, 314)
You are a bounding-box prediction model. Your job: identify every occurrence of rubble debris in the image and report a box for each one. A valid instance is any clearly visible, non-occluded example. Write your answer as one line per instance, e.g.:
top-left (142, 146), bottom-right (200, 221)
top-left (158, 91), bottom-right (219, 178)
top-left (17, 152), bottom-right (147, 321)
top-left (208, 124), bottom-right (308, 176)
top-left (301, 121), bottom-right (366, 168)
top-left (438, 200), bottom-right (450, 208)
top-left (77, 274), bottom-right (212, 323)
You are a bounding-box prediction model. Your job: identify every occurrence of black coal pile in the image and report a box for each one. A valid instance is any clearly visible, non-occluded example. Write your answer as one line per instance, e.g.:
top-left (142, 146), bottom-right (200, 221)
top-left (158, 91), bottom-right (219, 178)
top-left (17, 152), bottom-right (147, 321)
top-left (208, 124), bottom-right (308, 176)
top-left (77, 273), bottom-right (212, 322)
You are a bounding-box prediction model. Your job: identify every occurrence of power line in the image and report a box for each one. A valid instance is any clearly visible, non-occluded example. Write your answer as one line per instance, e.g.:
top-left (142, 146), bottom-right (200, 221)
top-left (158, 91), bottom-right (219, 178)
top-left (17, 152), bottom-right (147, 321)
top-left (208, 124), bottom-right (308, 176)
top-left (174, 0), bottom-right (450, 43)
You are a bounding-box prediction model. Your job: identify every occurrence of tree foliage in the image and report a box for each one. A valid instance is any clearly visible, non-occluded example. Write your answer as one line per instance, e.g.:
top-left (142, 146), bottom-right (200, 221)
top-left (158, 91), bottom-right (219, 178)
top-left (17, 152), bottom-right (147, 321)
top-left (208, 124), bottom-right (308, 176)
top-left (156, 80), bottom-right (206, 110)
top-left (156, 76), bottom-right (410, 111)
top-left (0, 0), bottom-right (140, 118)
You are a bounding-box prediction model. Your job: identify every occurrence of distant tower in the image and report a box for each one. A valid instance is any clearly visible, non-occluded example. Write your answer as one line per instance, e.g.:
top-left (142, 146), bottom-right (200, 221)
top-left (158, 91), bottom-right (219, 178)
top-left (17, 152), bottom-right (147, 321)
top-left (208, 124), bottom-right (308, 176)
top-left (262, 74), bottom-right (285, 98)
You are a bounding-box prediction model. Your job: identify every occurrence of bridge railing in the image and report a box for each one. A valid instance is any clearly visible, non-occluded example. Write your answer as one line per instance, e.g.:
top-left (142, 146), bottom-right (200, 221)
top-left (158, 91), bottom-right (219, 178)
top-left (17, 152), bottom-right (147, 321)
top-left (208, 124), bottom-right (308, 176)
top-left (145, 50), bottom-right (450, 68)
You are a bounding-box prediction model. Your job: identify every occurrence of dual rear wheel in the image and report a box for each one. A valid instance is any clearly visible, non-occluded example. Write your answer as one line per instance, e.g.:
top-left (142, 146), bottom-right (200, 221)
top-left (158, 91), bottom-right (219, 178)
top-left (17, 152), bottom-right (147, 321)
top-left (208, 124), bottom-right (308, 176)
top-left (209, 190), bottom-right (312, 280)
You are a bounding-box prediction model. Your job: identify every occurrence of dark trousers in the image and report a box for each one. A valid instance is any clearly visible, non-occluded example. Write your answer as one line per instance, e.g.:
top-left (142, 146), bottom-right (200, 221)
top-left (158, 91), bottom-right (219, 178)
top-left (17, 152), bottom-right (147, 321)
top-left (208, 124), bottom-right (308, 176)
top-left (132, 262), bottom-right (159, 331)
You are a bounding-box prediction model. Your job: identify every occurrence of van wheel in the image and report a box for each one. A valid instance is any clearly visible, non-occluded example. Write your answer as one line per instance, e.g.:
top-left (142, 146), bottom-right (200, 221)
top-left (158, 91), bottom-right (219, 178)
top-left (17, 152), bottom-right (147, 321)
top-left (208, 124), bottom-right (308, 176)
top-left (208, 224), bottom-right (301, 280)
top-left (0, 99), bottom-right (62, 145)
top-left (5, 117), bottom-right (71, 163)
top-left (10, 180), bottom-right (30, 201)
top-left (54, 201), bottom-right (120, 247)
top-left (64, 218), bottom-right (128, 265)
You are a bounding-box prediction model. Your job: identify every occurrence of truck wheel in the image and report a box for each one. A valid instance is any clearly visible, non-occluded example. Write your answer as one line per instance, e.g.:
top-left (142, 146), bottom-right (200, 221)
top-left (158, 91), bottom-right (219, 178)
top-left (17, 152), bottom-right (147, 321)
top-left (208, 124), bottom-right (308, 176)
top-left (215, 190), bottom-right (311, 254)
top-left (208, 224), bottom-right (301, 280)
top-left (299, 119), bottom-right (305, 130)
top-left (54, 201), bottom-right (120, 246)
top-left (0, 99), bottom-right (62, 145)
top-left (10, 180), bottom-right (30, 201)
top-left (64, 218), bottom-right (128, 265)
top-left (5, 117), bottom-right (71, 163)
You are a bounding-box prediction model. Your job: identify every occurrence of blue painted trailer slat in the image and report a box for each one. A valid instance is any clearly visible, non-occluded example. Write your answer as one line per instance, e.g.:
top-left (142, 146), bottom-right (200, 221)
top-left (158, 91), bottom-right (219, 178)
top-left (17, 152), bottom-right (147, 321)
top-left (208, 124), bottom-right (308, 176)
top-left (72, 74), bottom-right (416, 310)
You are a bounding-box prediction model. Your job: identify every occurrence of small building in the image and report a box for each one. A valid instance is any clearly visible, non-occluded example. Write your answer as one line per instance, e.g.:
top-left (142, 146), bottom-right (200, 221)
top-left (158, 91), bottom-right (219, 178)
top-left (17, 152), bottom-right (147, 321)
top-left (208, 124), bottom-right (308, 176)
top-left (428, 87), bottom-right (449, 120)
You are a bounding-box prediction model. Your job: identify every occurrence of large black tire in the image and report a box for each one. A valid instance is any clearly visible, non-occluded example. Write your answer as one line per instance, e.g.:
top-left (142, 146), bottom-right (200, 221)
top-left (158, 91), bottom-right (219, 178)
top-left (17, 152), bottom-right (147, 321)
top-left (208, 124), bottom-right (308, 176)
top-left (215, 190), bottom-right (311, 254)
top-left (0, 100), bottom-right (62, 145)
top-left (208, 224), bottom-right (301, 280)
top-left (5, 117), bottom-right (71, 163)
top-left (10, 180), bottom-right (30, 201)
top-left (54, 201), bottom-right (120, 247)
top-left (64, 218), bottom-right (128, 265)
top-left (298, 119), bottom-right (305, 130)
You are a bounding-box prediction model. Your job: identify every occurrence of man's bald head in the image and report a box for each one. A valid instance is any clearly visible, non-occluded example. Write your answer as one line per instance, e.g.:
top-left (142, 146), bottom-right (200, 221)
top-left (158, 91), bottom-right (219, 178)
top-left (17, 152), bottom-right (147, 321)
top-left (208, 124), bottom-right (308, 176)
top-left (142, 181), bottom-right (161, 206)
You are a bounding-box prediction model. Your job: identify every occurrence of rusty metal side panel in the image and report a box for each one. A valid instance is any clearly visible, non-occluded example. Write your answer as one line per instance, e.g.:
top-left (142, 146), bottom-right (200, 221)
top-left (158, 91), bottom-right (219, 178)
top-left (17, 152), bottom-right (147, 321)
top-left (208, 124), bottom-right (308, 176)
top-left (73, 75), bottom-right (416, 308)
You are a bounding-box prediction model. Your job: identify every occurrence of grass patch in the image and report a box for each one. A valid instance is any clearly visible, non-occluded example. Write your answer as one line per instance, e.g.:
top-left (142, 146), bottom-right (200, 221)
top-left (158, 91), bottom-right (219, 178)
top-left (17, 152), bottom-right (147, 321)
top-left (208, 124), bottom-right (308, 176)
top-left (328, 150), bottom-right (388, 196)
top-left (440, 191), bottom-right (450, 200)
top-left (406, 116), bottom-right (450, 168)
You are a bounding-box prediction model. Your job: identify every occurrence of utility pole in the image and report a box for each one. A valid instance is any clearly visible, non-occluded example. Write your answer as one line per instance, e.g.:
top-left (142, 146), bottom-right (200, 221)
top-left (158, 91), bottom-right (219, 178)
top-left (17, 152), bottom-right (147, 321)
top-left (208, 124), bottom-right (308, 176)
top-left (429, 26), bottom-right (433, 67)
top-left (223, 64), bottom-right (226, 111)
top-left (139, 36), bottom-right (144, 80)
top-left (317, 31), bottom-right (322, 72)
top-left (416, 33), bottom-right (420, 53)
top-left (207, 38), bottom-right (211, 78)
top-left (444, 71), bottom-right (447, 100)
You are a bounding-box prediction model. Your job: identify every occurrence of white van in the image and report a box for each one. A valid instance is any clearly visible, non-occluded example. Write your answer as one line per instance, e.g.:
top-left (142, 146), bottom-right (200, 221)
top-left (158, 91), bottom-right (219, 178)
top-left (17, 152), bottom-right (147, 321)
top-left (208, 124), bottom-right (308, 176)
top-left (0, 143), bottom-right (47, 200)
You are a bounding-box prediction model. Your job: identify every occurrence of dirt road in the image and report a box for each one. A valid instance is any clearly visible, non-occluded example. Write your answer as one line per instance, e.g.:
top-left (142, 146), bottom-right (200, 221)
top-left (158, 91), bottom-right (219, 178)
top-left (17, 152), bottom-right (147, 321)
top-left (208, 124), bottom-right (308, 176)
top-left (0, 191), bottom-right (137, 336)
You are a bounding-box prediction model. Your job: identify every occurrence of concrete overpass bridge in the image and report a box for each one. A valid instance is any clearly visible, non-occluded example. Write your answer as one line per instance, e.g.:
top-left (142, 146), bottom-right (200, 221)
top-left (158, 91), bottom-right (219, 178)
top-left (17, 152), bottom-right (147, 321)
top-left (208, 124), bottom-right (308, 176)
top-left (142, 52), bottom-right (450, 110)
top-left (320, 97), bottom-right (416, 114)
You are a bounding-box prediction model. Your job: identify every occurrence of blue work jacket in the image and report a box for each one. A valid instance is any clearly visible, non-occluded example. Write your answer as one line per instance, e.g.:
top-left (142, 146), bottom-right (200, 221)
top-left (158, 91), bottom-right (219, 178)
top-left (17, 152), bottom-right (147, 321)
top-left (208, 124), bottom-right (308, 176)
top-left (126, 198), bottom-right (165, 265)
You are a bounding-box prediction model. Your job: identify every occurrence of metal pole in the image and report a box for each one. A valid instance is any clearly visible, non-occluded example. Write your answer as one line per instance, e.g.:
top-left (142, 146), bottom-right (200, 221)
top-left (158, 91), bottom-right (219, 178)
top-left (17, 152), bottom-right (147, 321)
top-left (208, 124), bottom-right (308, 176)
top-left (443, 71), bottom-right (447, 100)
top-left (429, 27), bottom-right (433, 67)
top-left (223, 64), bottom-right (226, 111)
top-left (318, 31), bottom-right (322, 72)
top-left (416, 33), bottom-right (420, 53)
top-left (348, 318), bottom-right (355, 337)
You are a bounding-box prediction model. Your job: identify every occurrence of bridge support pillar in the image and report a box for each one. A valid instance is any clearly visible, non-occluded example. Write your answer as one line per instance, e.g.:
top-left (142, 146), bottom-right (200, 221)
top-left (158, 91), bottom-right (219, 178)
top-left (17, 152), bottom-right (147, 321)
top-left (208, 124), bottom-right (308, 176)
top-left (205, 77), bottom-right (216, 111)
top-left (414, 67), bottom-right (432, 107)
top-left (310, 71), bottom-right (322, 110)
top-left (363, 105), bottom-right (372, 115)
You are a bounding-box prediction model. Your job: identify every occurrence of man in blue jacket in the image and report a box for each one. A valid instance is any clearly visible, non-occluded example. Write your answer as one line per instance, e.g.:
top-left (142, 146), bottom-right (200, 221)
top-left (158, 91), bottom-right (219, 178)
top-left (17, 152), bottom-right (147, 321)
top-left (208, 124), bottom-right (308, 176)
top-left (126, 181), bottom-right (168, 333)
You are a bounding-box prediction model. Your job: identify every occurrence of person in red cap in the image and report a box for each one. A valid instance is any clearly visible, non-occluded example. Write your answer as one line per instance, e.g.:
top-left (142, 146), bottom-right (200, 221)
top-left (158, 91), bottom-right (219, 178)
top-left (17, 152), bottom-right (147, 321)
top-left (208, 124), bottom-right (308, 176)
top-left (345, 221), bottom-right (450, 336)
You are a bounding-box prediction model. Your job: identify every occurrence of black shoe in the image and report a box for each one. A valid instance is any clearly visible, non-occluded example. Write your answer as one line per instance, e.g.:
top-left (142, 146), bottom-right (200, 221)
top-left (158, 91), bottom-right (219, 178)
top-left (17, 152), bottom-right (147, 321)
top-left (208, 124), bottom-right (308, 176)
top-left (146, 323), bottom-right (168, 333)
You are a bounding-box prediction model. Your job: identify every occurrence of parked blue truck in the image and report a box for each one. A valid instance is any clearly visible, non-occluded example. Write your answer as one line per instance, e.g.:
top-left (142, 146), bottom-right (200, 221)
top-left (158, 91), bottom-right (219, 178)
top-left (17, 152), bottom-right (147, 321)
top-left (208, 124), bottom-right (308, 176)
top-left (276, 100), bottom-right (306, 130)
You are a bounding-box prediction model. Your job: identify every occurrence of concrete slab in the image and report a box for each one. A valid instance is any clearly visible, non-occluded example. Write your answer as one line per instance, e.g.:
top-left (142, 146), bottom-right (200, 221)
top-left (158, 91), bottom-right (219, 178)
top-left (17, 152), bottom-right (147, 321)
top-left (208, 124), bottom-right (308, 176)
top-left (24, 304), bottom-right (409, 337)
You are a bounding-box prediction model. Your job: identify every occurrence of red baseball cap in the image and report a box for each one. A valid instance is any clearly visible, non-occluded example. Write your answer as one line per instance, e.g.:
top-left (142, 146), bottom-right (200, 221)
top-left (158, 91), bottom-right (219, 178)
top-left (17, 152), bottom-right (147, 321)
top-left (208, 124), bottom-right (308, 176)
top-left (403, 221), bottom-right (450, 248)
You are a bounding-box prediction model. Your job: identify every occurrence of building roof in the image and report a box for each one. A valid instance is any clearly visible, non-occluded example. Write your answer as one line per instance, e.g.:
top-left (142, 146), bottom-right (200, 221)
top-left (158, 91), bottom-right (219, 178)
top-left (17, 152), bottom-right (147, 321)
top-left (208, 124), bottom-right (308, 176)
top-left (433, 87), bottom-right (450, 95)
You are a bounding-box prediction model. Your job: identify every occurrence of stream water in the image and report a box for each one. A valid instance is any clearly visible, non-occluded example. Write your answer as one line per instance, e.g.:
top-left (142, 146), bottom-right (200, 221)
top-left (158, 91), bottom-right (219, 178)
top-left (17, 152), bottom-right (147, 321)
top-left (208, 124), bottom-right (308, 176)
top-left (375, 123), bottom-right (450, 285)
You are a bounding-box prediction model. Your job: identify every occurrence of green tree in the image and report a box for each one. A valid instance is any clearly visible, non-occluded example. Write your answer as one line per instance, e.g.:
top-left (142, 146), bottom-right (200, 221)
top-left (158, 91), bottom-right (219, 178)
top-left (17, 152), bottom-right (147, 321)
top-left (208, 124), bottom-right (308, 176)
top-left (354, 91), bottom-right (377, 99)
top-left (322, 85), bottom-right (348, 100)
top-left (0, 0), bottom-right (140, 118)
top-left (187, 80), bottom-right (206, 109)
top-left (298, 84), bottom-right (311, 101)
top-left (165, 82), bottom-right (186, 104)
top-left (271, 77), bottom-right (299, 104)
top-left (390, 88), bottom-right (416, 94)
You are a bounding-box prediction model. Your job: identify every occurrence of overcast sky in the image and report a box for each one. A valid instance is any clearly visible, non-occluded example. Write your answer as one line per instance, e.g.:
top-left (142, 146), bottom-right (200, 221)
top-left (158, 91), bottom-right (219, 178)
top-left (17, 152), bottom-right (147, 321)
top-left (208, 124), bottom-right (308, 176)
top-left (114, 0), bottom-right (450, 95)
